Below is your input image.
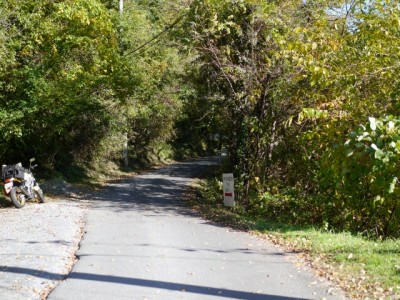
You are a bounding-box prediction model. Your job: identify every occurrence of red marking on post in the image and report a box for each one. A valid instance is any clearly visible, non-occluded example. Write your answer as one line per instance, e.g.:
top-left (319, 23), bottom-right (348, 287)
top-left (225, 193), bottom-right (233, 197)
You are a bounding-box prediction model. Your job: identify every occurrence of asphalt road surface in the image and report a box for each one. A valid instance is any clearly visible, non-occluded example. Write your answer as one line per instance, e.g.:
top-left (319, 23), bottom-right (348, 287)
top-left (48, 158), bottom-right (347, 300)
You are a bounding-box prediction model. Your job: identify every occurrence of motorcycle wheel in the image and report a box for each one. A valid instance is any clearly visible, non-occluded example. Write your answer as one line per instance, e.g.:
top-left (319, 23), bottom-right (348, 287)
top-left (35, 189), bottom-right (45, 203)
top-left (10, 187), bottom-right (26, 208)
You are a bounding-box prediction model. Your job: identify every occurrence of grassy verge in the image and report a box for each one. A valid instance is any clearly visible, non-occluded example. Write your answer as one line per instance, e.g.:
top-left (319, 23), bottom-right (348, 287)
top-left (188, 179), bottom-right (400, 300)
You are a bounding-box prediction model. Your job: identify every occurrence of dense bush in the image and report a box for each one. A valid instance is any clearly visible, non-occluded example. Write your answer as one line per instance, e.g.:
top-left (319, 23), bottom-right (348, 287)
top-left (335, 116), bottom-right (400, 237)
top-left (0, 0), bottom-right (182, 176)
top-left (178, 0), bottom-right (400, 238)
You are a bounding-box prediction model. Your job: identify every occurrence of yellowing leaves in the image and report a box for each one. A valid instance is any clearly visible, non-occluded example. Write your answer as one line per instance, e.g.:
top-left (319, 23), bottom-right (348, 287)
top-left (312, 42), bottom-right (318, 51)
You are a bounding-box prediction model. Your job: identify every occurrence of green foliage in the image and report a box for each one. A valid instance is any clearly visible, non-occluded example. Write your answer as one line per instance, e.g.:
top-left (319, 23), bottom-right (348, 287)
top-left (176, 0), bottom-right (400, 237)
top-left (0, 0), bottom-right (184, 175)
top-left (0, 0), bottom-right (122, 169)
top-left (178, 0), bottom-right (294, 204)
top-left (337, 116), bottom-right (400, 237)
top-left (343, 116), bottom-right (400, 197)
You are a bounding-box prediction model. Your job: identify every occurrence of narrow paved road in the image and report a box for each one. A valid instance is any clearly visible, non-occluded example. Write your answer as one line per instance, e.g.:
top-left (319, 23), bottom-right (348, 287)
top-left (48, 158), bottom-right (346, 300)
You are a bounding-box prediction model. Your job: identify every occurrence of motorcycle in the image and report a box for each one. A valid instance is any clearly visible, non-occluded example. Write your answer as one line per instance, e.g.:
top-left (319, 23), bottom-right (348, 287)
top-left (2, 158), bottom-right (45, 208)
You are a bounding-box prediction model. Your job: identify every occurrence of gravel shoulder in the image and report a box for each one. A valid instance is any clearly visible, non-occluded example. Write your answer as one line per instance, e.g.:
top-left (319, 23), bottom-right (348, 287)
top-left (0, 198), bottom-right (87, 300)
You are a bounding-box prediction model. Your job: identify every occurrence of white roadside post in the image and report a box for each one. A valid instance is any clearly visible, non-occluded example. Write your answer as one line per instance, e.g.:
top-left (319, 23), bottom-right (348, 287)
top-left (119, 0), bottom-right (123, 14)
top-left (223, 173), bottom-right (235, 207)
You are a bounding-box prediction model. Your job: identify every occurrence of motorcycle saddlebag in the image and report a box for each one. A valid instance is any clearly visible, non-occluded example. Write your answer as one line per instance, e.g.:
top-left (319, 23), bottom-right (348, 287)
top-left (1, 165), bottom-right (14, 179)
top-left (13, 165), bottom-right (26, 179)
top-left (1, 164), bottom-right (25, 179)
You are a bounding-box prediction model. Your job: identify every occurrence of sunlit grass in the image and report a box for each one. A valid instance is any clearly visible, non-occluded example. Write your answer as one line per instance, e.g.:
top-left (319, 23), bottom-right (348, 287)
top-left (253, 221), bottom-right (400, 296)
top-left (189, 180), bottom-right (400, 299)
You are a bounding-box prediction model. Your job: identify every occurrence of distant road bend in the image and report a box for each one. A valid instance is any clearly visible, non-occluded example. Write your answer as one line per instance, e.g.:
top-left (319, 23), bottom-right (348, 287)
top-left (48, 158), bottom-right (346, 300)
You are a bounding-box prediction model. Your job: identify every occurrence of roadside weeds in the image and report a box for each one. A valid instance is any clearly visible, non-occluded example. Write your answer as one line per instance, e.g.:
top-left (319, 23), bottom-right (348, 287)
top-left (185, 181), bottom-right (400, 300)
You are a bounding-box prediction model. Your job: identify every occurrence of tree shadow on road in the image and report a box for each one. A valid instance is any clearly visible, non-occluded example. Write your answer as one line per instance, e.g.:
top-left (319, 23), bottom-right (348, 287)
top-left (87, 158), bottom-right (220, 217)
top-left (0, 266), bottom-right (307, 300)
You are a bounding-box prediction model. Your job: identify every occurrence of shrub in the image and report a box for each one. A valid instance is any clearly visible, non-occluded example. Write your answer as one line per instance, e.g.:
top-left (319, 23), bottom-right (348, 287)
top-left (338, 116), bottom-right (400, 237)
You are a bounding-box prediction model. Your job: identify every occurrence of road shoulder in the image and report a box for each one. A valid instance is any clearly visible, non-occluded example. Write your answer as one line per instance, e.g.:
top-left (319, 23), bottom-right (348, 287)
top-left (0, 198), bottom-right (87, 300)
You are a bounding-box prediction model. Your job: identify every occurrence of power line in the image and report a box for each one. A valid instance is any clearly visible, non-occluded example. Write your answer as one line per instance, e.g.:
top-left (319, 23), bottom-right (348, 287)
top-left (123, 13), bottom-right (185, 57)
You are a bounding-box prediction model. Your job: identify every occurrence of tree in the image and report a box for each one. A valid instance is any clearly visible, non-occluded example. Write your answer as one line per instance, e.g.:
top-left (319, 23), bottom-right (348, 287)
top-left (178, 0), bottom-right (400, 236)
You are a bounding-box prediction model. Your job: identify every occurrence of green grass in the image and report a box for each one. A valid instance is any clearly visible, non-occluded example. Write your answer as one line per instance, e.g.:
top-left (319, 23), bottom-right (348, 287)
top-left (188, 181), bottom-right (400, 299)
top-left (255, 222), bottom-right (400, 298)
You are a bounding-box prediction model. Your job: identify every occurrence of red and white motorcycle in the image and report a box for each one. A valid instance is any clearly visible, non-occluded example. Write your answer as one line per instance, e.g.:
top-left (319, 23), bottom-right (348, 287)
top-left (2, 158), bottom-right (45, 208)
